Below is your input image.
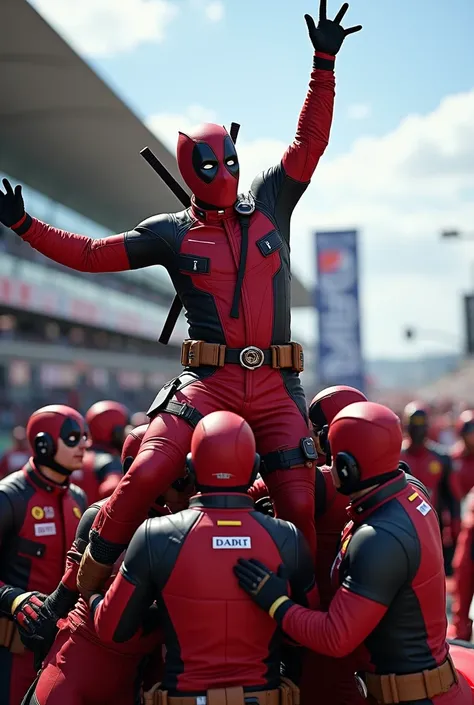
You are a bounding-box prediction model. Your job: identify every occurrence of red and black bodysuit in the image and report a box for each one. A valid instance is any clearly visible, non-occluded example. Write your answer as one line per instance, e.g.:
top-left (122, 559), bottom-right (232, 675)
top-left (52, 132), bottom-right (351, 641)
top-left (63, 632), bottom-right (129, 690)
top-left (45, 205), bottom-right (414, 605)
top-left (7, 53), bottom-right (336, 565)
top-left (0, 462), bottom-right (86, 705)
top-left (90, 493), bottom-right (316, 694)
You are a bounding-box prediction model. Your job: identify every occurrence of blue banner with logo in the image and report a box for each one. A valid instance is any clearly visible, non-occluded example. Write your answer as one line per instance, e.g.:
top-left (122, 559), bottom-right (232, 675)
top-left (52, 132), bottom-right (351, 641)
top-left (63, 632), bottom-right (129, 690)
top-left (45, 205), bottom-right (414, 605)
top-left (315, 230), bottom-right (365, 393)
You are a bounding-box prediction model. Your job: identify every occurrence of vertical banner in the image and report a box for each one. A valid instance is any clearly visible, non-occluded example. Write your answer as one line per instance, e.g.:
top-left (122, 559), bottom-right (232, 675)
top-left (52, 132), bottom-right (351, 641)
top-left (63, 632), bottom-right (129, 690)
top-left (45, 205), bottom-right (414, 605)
top-left (315, 230), bottom-right (365, 392)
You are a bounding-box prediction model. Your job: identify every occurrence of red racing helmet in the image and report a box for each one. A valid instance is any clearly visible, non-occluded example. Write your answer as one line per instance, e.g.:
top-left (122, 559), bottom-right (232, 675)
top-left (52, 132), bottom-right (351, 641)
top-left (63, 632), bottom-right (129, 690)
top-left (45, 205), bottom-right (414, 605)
top-left (329, 401), bottom-right (403, 495)
top-left (187, 411), bottom-right (259, 491)
top-left (309, 385), bottom-right (368, 465)
top-left (177, 124), bottom-right (239, 208)
top-left (27, 404), bottom-right (86, 474)
top-left (86, 400), bottom-right (130, 450)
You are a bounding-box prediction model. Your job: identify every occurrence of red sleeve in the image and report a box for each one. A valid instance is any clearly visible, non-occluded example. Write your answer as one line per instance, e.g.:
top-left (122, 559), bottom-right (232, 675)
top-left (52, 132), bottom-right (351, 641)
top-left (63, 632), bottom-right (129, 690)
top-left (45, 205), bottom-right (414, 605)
top-left (452, 524), bottom-right (474, 633)
top-left (14, 217), bottom-right (130, 272)
top-left (281, 587), bottom-right (387, 657)
top-left (281, 52), bottom-right (335, 183)
top-left (247, 477), bottom-right (269, 502)
top-left (98, 473), bottom-right (122, 500)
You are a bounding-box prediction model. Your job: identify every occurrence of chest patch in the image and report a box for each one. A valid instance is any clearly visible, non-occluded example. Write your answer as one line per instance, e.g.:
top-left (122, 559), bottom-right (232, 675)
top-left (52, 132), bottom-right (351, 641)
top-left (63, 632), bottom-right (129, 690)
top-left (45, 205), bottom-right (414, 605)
top-left (429, 460), bottom-right (441, 475)
top-left (416, 500), bottom-right (431, 516)
top-left (212, 536), bottom-right (251, 549)
top-left (34, 522), bottom-right (56, 537)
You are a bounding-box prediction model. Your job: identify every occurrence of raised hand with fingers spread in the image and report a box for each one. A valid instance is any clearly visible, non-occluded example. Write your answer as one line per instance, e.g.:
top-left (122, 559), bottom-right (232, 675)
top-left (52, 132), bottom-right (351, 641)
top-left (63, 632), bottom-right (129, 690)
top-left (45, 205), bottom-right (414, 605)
top-left (305, 1), bottom-right (362, 56)
top-left (0, 178), bottom-right (26, 228)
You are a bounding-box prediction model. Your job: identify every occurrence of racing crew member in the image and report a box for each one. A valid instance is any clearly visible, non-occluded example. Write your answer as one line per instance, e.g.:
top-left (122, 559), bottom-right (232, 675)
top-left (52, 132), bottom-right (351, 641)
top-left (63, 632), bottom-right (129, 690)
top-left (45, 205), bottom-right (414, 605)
top-left (24, 424), bottom-right (177, 705)
top-left (451, 410), bottom-right (474, 500)
top-left (401, 400), bottom-right (461, 574)
top-left (70, 400), bottom-right (129, 504)
top-left (449, 494), bottom-right (474, 643)
top-left (0, 426), bottom-right (30, 479)
top-left (89, 411), bottom-right (317, 705)
top-left (0, 405), bottom-right (87, 705)
top-left (0, 1), bottom-right (362, 576)
top-left (235, 402), bottom-right (472, 705)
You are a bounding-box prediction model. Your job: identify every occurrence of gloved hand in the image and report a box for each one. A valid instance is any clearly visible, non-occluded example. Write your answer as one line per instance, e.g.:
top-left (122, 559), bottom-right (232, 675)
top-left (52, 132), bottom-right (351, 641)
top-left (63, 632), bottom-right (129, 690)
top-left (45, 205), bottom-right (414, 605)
top-left (305, 1), bottom-right (362, 56)
top-left (234, 559), bottom-right (292, 623)
top-left (14, 592), bottom-right (61, 669)
top-left (0, 178), bottom-right (26, 227)
top-left (254, 496), bottom-right (275, 517)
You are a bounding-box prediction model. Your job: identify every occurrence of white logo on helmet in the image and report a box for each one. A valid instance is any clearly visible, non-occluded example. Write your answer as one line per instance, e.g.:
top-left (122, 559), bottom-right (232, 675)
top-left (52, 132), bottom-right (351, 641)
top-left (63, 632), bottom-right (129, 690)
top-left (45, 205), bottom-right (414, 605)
top-left (212, 473), bottom-right (234, 480)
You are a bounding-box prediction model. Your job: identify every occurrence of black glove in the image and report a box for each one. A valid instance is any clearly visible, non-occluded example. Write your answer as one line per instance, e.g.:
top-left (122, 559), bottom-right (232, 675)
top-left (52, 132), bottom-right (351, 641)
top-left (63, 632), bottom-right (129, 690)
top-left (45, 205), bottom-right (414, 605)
top-left (305, 1), bottom-right (362, 56)
top-left (0, 178), bottom-right (26, 228)
top-left (234, 559), bottom-right (293, 623)
top-left (14, 590), bottom-right (67, 670)
top-left (254, 496), bottom-right (275, 517)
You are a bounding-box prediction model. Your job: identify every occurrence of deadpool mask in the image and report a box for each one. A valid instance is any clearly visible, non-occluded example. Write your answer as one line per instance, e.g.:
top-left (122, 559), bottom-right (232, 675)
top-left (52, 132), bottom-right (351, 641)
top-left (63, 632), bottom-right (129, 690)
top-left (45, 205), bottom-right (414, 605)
top-left (177, 123), bottom-right (239, 208)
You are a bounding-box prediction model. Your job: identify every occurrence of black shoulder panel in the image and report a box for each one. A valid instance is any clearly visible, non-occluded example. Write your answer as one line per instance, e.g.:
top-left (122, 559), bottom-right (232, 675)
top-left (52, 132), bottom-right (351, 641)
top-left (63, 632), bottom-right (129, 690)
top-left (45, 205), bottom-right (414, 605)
top-left (147, 509), bottom-right (202, 591)
top-left (124, 210), bottom-right (194, 270)
top-left (0, 471), bottom-right (34, 536)
top-left (74, 501), bottom-right (105, 546)
top-left (69, 483), bottom-right (88, 513)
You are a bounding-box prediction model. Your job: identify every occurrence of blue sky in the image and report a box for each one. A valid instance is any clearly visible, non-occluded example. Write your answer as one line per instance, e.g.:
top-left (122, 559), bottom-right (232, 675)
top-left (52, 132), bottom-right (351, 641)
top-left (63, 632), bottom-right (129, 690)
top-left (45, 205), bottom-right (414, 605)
top-left (28, 0), bottom-right (474, 361)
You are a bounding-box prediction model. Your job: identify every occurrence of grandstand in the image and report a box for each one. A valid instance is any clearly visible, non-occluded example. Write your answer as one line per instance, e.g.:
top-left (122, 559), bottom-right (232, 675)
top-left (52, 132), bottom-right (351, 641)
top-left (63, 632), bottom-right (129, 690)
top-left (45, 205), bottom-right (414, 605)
top-left (0, 0), bottom-right (313, 431)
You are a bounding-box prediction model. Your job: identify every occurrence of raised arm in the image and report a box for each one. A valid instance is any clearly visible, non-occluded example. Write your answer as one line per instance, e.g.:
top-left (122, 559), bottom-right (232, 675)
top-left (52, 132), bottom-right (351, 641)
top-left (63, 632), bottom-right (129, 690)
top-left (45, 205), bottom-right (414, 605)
top-left (0, 178), bottom-right (175, 273)
top-left (251, 2), bottom-right (361, 237)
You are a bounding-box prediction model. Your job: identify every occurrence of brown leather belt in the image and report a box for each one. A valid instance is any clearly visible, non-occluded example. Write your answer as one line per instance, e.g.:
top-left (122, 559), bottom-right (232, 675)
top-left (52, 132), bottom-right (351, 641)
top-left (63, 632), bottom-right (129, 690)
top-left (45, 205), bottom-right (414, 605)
top-left (0, 617), bottom-right (25, 654)
top-left (181, 341), bottom-right (304, 372)
top-left (144, 680), bottom-right (299, 705)
top-left (364, 656), bottom-right (458, 703)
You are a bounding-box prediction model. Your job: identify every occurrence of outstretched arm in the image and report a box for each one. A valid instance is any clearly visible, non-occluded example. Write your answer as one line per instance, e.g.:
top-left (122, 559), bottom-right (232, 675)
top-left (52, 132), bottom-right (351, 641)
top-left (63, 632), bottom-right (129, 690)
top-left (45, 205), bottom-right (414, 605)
top-left (251, 2), bottom-right (361, 237)
top-left (0, 179), bottom-right (174, 273)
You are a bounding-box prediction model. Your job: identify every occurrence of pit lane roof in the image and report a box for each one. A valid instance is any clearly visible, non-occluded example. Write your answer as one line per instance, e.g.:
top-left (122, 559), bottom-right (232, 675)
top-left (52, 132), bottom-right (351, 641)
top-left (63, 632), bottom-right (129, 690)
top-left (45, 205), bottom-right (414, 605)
top-left (0, 0), bottom-right (310, 307)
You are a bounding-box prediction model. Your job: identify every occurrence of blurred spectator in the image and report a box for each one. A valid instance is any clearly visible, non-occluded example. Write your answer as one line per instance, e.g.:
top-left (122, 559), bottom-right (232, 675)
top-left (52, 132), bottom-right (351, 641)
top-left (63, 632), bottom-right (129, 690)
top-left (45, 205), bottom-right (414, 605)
top-left (0, 426), bottom-right (30, 479)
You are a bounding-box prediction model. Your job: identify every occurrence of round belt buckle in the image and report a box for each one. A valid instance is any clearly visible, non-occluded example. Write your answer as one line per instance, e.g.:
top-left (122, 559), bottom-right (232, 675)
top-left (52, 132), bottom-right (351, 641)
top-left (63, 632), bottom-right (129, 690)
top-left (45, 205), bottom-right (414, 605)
top-left (239, 346), bottom-right (265, 370)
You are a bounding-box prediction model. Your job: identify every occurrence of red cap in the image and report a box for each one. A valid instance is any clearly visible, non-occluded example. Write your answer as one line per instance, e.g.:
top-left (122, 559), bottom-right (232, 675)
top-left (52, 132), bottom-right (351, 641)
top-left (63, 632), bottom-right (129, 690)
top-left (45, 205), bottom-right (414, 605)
top-left (27, 404), bottom-right (85, 451)
top-left (86, 400), bottom-right (130, 445)
top-left (309, 385), bottom-right (367, 429)
top-left (191, 411), bottom-right (257, 489)
top-left (329, 402), bottom-right (402, 481)
top-left (121, 424), bottom-right (148, 465)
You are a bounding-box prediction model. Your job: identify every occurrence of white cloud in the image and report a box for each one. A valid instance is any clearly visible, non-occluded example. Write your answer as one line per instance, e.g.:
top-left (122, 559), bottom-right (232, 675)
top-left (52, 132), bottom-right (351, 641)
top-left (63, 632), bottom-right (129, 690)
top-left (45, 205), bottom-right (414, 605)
top-left (204, 1), bottom-right (224, 22)
top-left (347, 103), bottom-right (371, 120)
top-left (147, 89), bottom-right (474, 360)
top-left (28, 0), bottom-right (179, 57)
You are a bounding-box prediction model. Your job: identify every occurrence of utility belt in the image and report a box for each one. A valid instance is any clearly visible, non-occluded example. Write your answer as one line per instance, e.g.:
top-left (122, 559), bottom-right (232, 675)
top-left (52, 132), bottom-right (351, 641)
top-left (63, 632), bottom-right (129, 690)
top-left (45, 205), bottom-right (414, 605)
top-left (144, 680), bottom-right (299, 705)
top-left (0, 617), bottom-right (25, 654)
top-left (180, 341), bottom-right (304, 373)
top-left (362, 655), bottom-right (458, 704)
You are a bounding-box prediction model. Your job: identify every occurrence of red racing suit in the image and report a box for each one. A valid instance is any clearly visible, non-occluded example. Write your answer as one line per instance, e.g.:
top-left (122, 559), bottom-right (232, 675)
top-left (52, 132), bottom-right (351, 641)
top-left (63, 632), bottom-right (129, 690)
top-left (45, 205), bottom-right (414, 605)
top-left (0, 448), bottom-right (30, 480)
top-left (32, 499), bottom-right (164, 705)
top-left (70, 444), bottom-right (123, 505)
top-left (272, 473), bottom-right (472, 705)
top-left (451, 442), bottom-right (474, 500)
top-left (450, 492), bottom-right (474, 642)
top-left (0, 461), bottom-right (86, 705)
top-left (90, 493), bottom-right (317, 694)
top-left (11, 53), bottom-right (336, 562)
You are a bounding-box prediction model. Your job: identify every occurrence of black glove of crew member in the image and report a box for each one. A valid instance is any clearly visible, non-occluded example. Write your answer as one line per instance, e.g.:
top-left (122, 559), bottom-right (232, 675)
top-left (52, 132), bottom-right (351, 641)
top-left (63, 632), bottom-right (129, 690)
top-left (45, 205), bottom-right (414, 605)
top-left (254, 496), bottom-right (275, 517)
top-left (234, 559), bottom-right (293, 623)
top-left (305, 0), bottom-right (362, 56)
top-left (0, 178), bottom-right (26, 227)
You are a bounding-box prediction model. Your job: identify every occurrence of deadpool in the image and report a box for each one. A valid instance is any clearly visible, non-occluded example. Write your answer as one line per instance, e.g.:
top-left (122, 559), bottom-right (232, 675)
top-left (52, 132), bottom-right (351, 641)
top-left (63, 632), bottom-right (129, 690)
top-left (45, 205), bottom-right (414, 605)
top-left (0, 2), bottom-right (362, 583)
top-left (0, 405), bottom-right (87, 705)
top-left (70, 400), bottom-right (129, 504)
top-left (89, 411), bottom-right (317, 705)
top-left (24, 423), bottom-right (185, 705)
top-left (451, 411), bottom-right (474, 500)
top-left (236, 402), bottom-right (472, 705)
top-left (401, 401), bottom-right (461, 575)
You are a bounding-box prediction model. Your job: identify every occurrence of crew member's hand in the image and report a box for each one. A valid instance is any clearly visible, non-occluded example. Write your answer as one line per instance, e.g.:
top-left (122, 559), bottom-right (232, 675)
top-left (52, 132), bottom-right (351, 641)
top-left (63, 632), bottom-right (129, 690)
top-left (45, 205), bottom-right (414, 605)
top-left (254, 496), bottom-right (275, 517)
top-left (234, 559), bottom-right (290, 616)
top-left (305, 1), bottom-right (362, 55)
top-left (13, 592), bottom-right (63, 668)
top-left (0, 178), bottom-right (26, 227)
